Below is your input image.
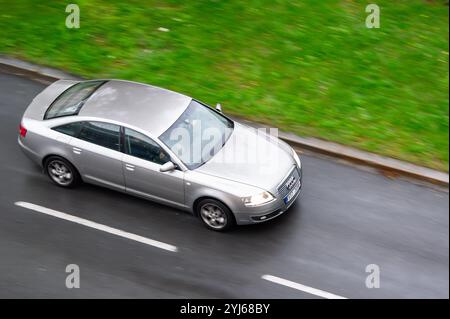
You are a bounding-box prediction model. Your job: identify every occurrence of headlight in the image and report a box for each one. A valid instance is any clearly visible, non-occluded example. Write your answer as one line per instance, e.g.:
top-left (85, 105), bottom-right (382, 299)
top-left (292, 148), bottom-right (301, 168)
top-left (242, 191), bottom-right (275, 207)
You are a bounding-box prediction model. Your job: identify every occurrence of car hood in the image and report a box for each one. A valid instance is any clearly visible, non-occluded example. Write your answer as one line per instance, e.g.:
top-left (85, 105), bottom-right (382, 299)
top-left (196, 122), bottom-right (295, 192)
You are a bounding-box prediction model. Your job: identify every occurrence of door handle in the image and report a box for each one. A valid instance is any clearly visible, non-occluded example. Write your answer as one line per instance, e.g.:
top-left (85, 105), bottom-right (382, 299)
top-left (72, 147), bottom-right (82, 154)
top-left (125, 163), bottom-right (135, 171)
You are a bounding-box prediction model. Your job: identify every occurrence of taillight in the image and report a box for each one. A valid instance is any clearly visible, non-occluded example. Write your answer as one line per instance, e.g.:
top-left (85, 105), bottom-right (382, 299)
top-left (19, 123), bottom-right (27, 138)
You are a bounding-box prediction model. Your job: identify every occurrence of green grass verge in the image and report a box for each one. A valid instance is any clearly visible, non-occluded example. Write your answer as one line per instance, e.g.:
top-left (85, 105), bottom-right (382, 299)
top-left (0, 0), bottom-right (448, 171)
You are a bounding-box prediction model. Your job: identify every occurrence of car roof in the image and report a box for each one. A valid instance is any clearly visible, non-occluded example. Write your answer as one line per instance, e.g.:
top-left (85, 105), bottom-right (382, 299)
top-left (78, 79), bottom-right (192, 136)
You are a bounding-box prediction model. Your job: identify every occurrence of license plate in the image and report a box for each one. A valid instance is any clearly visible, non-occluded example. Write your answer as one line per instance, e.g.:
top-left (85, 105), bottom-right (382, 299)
top-left (283, 181), bottom-right (300, 204)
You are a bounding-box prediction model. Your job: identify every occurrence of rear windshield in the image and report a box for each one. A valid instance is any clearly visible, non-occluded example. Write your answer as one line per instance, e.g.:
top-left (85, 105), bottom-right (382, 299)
top-left (44, 80), bottom-right (106, 120)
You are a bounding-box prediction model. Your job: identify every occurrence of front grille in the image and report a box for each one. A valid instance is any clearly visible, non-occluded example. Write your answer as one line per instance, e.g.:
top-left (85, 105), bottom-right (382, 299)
top-left (277, 166), bottom-right (301, 199)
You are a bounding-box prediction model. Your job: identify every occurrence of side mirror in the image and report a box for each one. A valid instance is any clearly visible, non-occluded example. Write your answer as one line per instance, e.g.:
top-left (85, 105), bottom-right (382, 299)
top-left (216, 103), bottom-right (222, 113)
top-left (160, 161), bottom-right (176, 172)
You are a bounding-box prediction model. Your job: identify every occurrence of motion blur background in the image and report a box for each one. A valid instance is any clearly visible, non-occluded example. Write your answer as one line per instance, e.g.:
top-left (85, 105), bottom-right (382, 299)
top-left (0, 0), bottom-right (448, 299)
top-left (0, 0), bottom-right (448, 171)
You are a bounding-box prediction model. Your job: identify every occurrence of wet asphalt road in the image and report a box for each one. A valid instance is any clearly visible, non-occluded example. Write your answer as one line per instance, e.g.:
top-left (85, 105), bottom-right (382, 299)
top-left (0, 71), bottom-right (448, 298)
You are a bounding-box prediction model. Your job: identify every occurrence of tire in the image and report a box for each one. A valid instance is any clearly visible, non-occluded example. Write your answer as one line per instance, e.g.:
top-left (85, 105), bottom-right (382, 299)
top-left (44, 156), bottom-right (81, 188)
top-left (196, 198), bottom-right (235, 231)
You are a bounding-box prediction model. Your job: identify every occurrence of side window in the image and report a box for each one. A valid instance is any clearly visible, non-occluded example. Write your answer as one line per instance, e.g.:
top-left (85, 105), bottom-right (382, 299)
top-left (78, 121), bottom-right (121, 151)
top-left (52, 122), bottom-right (83, 137)
top-left (124, 128), bottom-right (170, 165)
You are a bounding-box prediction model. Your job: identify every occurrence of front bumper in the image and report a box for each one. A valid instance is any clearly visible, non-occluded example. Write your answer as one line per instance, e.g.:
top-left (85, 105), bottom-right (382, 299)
top-left (234, 166), bottom-right (302, 225)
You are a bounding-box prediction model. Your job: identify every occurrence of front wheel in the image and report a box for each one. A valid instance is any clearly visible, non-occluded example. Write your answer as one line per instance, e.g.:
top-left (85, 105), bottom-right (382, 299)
top-left (197, 199), bottom-right (235, 231)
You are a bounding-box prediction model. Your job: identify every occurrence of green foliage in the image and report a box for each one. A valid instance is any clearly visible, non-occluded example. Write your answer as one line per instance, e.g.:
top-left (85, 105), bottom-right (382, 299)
top-left (0, 0), bottom-right (448, 170)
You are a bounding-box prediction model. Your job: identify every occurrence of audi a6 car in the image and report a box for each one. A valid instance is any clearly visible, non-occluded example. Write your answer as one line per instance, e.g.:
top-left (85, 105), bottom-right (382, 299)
top-left (18, 79), bottom-right (302, 231)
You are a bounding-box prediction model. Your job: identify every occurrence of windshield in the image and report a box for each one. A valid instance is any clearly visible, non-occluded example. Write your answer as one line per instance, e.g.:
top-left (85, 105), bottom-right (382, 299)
top-left (159, 100), bottom-right (234, 170)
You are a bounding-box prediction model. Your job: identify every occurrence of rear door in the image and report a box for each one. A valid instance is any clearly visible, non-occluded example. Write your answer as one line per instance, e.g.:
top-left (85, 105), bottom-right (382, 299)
top-left (69, 121), bottom-right (125, 190)
top-left (122, 127), bottom-right (185, 208)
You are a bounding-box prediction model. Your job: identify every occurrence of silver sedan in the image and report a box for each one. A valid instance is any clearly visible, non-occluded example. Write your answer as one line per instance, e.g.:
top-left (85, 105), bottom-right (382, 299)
top-left (18, 79), bottom-right (302, 231)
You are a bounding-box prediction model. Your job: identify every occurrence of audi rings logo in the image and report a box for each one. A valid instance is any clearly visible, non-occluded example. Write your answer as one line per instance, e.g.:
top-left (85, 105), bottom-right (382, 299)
top-left (286, 176), bottom-right (296, 190)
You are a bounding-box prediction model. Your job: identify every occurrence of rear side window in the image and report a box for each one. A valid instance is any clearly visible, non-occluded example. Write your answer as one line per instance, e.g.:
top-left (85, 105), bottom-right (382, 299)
top-left (52, 122), bottom-right (83, 137)
top-left (44, 81), bottom-right (106, 120)
top-left (78, 121), bottom-right (121, 151)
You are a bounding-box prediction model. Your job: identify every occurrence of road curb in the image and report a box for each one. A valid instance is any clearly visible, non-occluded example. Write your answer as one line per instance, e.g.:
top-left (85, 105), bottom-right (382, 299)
top-left (0, 56), bottom-right (82, 82)
top-left (235, 118), bottom-right (449, 187)
top-left (1, 55), bottom-right (448, 187)
top-left (282, 134), bottom-right (449, 187)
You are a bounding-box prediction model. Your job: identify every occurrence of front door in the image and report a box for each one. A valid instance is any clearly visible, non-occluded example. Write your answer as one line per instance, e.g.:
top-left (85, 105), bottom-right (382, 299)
top-left (122, 128), bottom-right (185, 207)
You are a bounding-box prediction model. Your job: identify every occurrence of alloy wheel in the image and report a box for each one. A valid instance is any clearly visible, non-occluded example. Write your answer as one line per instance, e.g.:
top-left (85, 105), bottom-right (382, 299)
top-left (200, 203), bottom-right (228, 230)
top-left (47, 160), bottom-right (73, 186)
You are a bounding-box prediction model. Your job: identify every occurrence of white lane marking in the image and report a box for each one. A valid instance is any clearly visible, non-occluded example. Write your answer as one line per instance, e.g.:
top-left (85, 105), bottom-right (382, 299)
top-left (261, 274), bottom-right (347, 299)
top-left (14, 201), bottom-right (178, 253)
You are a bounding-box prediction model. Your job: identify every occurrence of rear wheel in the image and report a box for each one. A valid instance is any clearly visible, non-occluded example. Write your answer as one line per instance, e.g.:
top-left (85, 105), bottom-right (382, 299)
top-left (44, 156), bottom-right (80, 188)
top-left (196, 199), bottom-right (235, 231)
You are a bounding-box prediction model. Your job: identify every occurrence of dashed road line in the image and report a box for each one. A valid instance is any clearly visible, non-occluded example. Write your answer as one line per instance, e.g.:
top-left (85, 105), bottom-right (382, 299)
top-left (15, 201), bottom-right (178, 252)
top-left (262, 274), bottom-right (347, 299)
